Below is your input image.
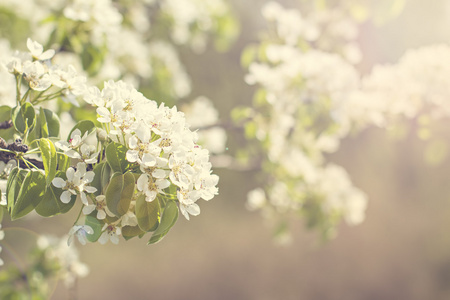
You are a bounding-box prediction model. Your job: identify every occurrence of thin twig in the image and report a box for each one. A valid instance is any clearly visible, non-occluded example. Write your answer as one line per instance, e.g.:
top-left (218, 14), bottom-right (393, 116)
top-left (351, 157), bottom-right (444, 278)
top-left (210, 154), bottom-right (262, 172)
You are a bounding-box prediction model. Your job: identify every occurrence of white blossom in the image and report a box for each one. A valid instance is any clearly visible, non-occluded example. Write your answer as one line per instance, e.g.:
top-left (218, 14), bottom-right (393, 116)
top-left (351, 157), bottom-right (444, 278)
top-left (52, 162), bottom-right (97, 205)
top-left (80, 144), bottom-right (99, 164)
top-left (27, 38), bottom-right (55, 60)
top-left (68, 225), bottom-right (94, 246)
top-left (23, 60), bottom-right (52, 91)
top-left (55, 129), bottom-right (88, 159)
top-left (183, 96), bottom-right (227, 154)
top-left (246, 188), bottom-right (266, 211)
top-left (82, 80), bottom-right (219, 220)
top-left (37, 234), bottom-right (89, 287)
top-left (82, 195), bottom-right (113, 220)
top-left (99, 223), bottom-right (121, 245)
top-left (137, 173), bottom-right (170, 202)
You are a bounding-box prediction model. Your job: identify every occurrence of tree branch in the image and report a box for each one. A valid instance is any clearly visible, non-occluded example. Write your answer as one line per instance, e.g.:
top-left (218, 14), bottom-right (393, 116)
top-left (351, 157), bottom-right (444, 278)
top-left (0, 120), bottom-right (12, 130)
top-left (0, 137), bottom-right (45, 170)
top-left (191, 119), bottom-right (250, 132)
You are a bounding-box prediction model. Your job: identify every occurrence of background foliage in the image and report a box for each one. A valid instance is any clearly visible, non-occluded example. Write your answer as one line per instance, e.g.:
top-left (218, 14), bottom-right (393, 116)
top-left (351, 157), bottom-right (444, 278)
top-left (2, 0), bottom-right (450, 299)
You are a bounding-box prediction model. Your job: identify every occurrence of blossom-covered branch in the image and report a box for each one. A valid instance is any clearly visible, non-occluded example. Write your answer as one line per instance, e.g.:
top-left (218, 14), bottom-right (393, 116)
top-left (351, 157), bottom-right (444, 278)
top-left (0, 38), bottom-right (219, 251)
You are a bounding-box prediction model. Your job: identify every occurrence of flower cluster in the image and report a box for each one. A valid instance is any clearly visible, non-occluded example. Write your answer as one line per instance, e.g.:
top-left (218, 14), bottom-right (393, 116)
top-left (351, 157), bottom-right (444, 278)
top-left (84, 80), bottom-right (219, 220)
top-left (64, 0), bottom-right (123, 43)
top-left (260, 1), bottom-right (362, 64)
top-left (36, 235), bottom-right (89, 287)
top-left (0, 37), bottom-right (219, 250)
top-left (161, 0), bottom-right (237, 52)
top-left (52, 162), bottom-right (96, 205)
top-left (182, 96), bottom-right (227, 154)
top-left (0, 0), bottom-right (231, 294)
top-left (0, 40), bottom-right (17, 107)
top-left (245, 47), bottom-right (359, 161)
top-left (241, 1), bottom-right (369, 239)
top-left (0, 232), bottom-right (89, 297)
top-left (242, 1), bottom-right (450, 241)
top-left (0, 0), bottom-right (237, 102)
top-left (346, 44), bottom-right (450, 127)
top-left (5, 38), bottom-right (86, 105)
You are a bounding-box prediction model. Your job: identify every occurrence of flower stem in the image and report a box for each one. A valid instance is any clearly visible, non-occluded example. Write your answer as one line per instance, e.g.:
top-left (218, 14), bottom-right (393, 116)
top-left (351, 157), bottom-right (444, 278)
top-left (73, 205), bottom-right (84, 226)
top-left (20, 87), bottom-right (31, 104)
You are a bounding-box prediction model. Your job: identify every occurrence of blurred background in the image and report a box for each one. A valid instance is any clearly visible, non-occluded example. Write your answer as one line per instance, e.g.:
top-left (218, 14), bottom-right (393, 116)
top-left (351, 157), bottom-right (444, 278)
top-left (4, 0), bottom-right (450, 299)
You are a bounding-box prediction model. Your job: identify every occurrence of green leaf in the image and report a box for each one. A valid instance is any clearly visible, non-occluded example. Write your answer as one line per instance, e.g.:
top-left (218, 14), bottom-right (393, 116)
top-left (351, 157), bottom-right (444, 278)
top-left (148, 201), bottom-right (179, 245)
top-left (0, 206), bottom-right (4, 223)
top-left (214, 14), bottom-right (239, 52)
top-left (253, 88), bottom-right (267, 106)
top-left (35, 171), bottom-right (76, 217)
top-left (91, 162), bottom-right (104, 196)
top-left (12, 103), bottom-right (36, 134)
top-left (39, 138), bottom-right (57, 186)
top-left (56, 153), bottom-right (70, 171)
top-left (105, 142), bottom-right (131, 173)
top-left (67, 120), bottom-right (95, 141)
top-left (11, 169), bottom-right (46, 220)
top-left (105, 172), bottom-right (135, 216)
top-left (38, 107), bottom-right (60, 138)
top-left (231, 106), bottom-right (252, 123)
top-left (122, 225), bottom-right (145, 241)
top-left (103, 213), bottom-right (119, 224)
top-left (244, 121), bottom-right (257, 139)
top-left (101, 162), bottom-right (112, 193)
top-left (81, 43), bottom-right (107, 76)
top-left (36, 107), bottom-right (47, 138)
top-left (136, 194), bottom-right (161, 232)
top-left (85, 215), bottom-right (103, 242)
top-left (241, 45), bottom-right (257, 68)
top-left (6, 167), bottom-right (26, 213)
top-left (0, 105), bottom-right (15, 141)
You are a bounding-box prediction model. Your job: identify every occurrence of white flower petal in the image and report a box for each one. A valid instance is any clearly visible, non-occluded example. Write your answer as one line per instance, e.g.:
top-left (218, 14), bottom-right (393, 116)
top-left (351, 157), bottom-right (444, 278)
top-left (128, 136), bottom-right (138, 149)
top-left (67, 234), bottom-right (74, 246)
top-left (66, 168), bottom-right (75, 181)
top-left (137, 174), bottom-right (148, 192)
top-left (97, 210), bottom-right (106, 220)
top-left (84, 171), bottom-right (95, 183)
top-left (142, 153), bottom-right (156, 166)
top-left (60, 191), bottom-right (72, 203)
top-left (152, 169), bottom-right (166, 179)
top-left (83, 205), bottom-right (95, 215)
top-left (39, 49), bottom-right (55, 60)
top-left (84, 186), bottom-right (97, 193)
top-left (84, 225), bottom-right (94, 235)
top-left (145, 191), bottom-right (157, 202)
top-left (52, 177), bottom-right (66, 188)
top-left (71, 129), bottom-right (82, 139)
top-left (180, 205), bottom-right (190, 220)
top-left (110, 234), bottom-right (119, 245)
top-left (76, 162), bottom-right (87, 175)
top-left (126, 150), bottom-right (139, 163)
top-left (157, 179), bottom-right (170, 190)
top-left (98, 232), bottom-right (109, 245)
top-left (186, 203), bottom-right (200, 216)
top-left (77, 234), bottom-right (87, 245)
top-left (80, 192), bottom-right (89, 205)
